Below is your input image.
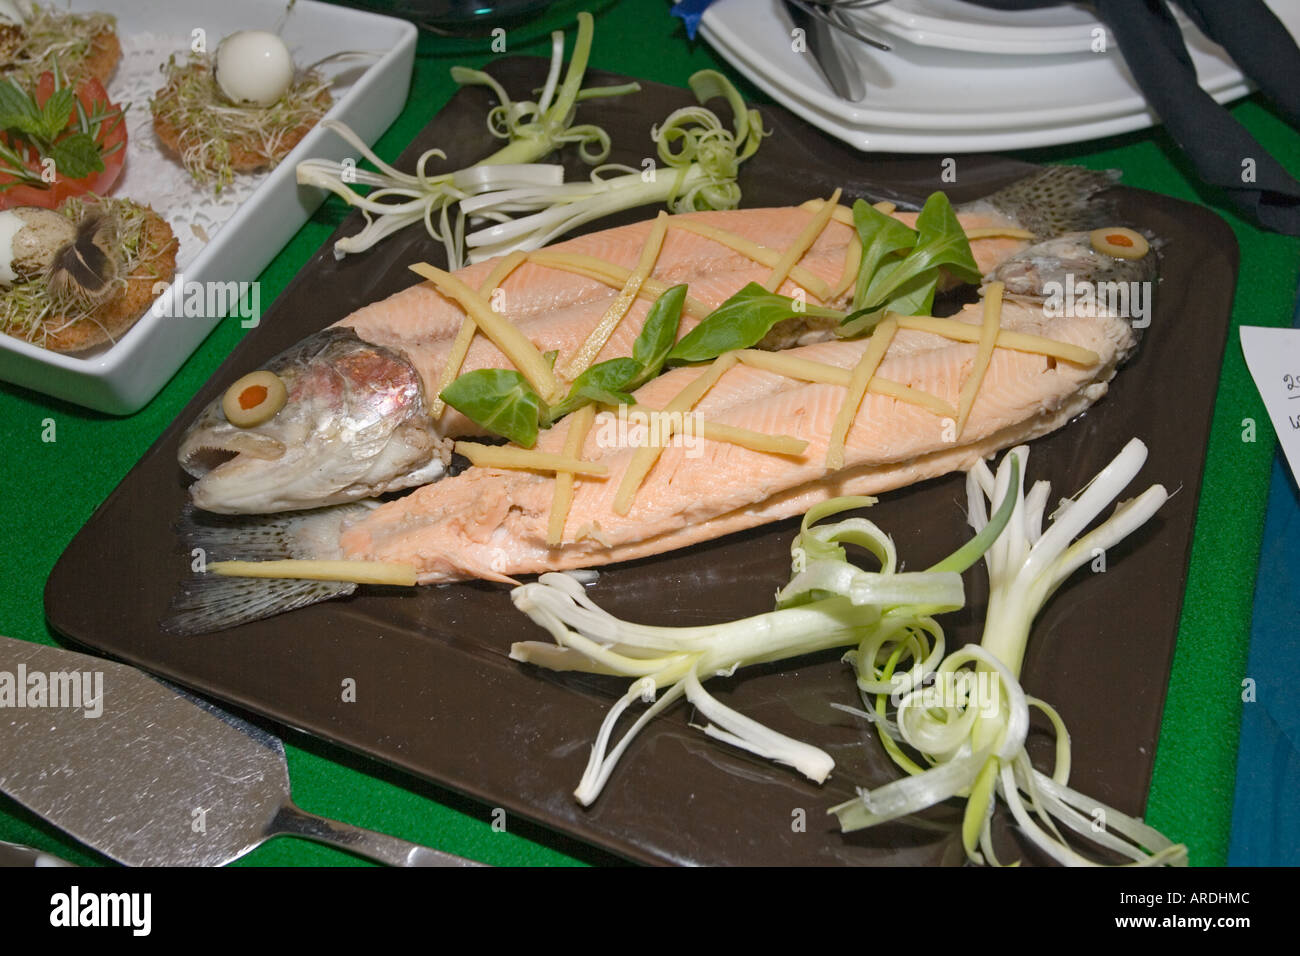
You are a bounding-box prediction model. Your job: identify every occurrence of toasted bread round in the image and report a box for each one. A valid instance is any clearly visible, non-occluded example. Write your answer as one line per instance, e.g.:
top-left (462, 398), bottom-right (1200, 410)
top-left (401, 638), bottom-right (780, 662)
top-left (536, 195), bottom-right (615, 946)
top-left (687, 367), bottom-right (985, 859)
top-left (37, 208), bottom-right (178, 353)
top-left (152, 64), bottom-right (333, 175)
top-left (80, 28), bottom-right (122, 86)
top-left (1, 24), bottom-right (120, 86)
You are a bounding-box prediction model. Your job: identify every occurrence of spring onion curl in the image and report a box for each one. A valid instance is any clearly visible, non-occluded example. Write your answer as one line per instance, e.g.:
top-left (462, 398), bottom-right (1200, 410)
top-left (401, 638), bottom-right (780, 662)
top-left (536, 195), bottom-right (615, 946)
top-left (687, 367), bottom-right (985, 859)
top-left (294, 12), bottom-right (640, 266)
top-left (831, 439), bottom-right (1188, 867)
top-left (462, 69), bottom-right (765, 264)
top-left (509, 496), bottom-right (979, 807)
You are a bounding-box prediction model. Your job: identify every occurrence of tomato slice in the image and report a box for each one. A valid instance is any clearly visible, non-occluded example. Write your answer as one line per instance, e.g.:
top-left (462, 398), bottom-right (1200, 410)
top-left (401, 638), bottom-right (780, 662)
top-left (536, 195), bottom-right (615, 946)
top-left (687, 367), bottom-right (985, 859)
top-left (0, 73), bottom-right (127, 209)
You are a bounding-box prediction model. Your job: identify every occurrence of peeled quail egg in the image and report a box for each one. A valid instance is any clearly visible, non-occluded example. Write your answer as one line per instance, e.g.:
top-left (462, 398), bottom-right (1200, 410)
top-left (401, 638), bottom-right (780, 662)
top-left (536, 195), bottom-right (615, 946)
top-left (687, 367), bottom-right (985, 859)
top-left (0, 207), bottom-right (77, 287)
top-left (213, 30), bottom-right (295, 108)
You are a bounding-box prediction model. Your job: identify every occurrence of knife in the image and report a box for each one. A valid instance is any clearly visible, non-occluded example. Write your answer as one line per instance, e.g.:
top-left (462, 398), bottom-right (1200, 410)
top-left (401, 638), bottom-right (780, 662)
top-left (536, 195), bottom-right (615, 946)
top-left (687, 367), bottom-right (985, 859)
top-left (0, 635), bottom-right (482, 867)
top-left (785, 0), bottom-right (868, 102)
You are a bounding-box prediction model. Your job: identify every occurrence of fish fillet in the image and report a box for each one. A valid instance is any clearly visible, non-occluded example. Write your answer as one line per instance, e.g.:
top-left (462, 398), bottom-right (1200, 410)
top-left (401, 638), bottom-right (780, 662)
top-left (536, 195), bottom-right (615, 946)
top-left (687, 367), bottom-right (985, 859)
top-left (339, 300), bottom-right (1135, 582)
top-left (335, 206), bottom-right (1029, 437)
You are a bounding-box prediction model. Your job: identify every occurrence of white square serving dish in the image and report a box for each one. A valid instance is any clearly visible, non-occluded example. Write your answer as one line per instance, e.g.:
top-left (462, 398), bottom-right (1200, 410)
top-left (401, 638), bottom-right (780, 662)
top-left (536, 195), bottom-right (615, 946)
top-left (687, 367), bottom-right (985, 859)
top-left (0, 0), bottom-right (416, 413)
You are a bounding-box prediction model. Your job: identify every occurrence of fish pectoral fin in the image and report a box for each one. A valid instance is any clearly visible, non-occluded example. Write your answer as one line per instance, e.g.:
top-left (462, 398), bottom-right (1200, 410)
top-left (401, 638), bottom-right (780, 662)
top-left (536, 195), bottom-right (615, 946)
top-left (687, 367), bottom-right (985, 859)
top-left (163, 502), bottom-right (372, 635)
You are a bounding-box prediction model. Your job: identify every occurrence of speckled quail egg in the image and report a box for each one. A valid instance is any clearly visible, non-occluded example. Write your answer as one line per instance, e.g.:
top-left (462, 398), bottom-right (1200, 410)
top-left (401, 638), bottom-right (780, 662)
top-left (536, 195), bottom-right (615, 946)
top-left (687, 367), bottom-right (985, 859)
top-left (0, 207), bottom-right (77, 287)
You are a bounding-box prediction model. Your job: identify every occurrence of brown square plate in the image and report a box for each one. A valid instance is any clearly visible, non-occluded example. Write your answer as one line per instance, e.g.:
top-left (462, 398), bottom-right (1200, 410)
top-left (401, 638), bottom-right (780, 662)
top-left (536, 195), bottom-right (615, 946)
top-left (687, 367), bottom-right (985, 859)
top-left (45, 59), bottom-right (1236, 866)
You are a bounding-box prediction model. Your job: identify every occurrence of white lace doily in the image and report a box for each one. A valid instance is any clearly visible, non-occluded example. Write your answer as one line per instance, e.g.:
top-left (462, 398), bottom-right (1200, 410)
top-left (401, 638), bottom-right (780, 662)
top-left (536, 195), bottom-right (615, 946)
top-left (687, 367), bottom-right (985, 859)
top-left (107, 32), bottom-right (271, 271)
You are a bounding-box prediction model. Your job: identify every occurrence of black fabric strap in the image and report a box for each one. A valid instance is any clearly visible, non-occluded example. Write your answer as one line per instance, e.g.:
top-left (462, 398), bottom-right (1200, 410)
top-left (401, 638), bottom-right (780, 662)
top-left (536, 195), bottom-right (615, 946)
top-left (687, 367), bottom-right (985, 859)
top-left (966, 0), bottom-right (1300, 234)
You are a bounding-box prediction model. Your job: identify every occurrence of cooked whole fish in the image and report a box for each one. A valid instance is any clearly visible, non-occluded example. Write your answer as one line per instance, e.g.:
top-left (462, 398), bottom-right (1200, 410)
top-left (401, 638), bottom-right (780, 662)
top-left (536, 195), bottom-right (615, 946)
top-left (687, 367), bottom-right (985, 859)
top-left (177, 166), bottom-right (1119, 516)
top-left (167, 166), bottom-right (1148, 633)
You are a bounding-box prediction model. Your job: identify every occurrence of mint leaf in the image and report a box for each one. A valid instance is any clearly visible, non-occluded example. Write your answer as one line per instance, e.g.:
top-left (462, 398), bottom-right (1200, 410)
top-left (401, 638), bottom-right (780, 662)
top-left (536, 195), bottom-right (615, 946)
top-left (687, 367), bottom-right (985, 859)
top-left (0, 79), bottom-right (45, 137)
top-left (441, 368), bottom-right (542, 448)
top-left (46, 133), bottom-right (105, 180)
top-left (40, 87), bottom-right (76, 140)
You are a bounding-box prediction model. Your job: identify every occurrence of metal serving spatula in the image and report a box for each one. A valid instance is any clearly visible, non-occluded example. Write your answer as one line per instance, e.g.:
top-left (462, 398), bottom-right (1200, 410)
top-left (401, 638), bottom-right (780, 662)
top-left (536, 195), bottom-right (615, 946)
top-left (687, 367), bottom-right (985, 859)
top-left (0, 635), bottom-right (480, 867)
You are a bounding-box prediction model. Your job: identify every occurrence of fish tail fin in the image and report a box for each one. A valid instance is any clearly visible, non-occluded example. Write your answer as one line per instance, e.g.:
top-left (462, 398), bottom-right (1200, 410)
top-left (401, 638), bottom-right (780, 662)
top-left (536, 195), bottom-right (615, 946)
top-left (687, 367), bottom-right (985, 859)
top-left (976, 165), bottom-right (1122, 238)
top-left (163, 502), bottom-right (373, 635)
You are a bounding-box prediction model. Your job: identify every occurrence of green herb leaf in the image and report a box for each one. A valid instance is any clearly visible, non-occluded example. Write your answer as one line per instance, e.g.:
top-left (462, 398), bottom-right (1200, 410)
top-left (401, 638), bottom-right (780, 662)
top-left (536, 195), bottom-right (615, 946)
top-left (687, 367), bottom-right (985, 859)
top-left (46, 133), bottom-right (105, 180)
top-left (851, 199), bottom-right (918, 312)
top-left (837, 272), bottom-right (939, 339)
top-left (667, 282), bottom-right (841, 364)
top-left (571, 357), bottom-right (640, 402)
top-left (40, 87), bottom-right (76, 140)
top-left (441, 368), bottom-right (542, 448)
top-left (0, 79), bottom-right (43, 136)
top-left (860, 192), bottom-right (981, 309)
top-left (545, 357), bottom-right (641, 423)
top-left (629, 283), bottom-right (687, 386)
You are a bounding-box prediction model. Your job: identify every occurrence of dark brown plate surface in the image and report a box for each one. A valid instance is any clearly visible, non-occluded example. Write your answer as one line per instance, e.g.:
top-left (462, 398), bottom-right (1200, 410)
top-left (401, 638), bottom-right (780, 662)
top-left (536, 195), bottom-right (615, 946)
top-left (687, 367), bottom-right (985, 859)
top-left (46, 59), bottom-right (1236, 866)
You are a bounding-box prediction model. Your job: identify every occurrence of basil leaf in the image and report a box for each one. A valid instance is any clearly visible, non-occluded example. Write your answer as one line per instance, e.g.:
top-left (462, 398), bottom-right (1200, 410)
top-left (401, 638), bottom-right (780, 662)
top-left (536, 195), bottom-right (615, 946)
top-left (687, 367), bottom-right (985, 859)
top-left (546, 357), bottom-right (641, 423)
top-left (667, 282), bottom-right (841, 364)
top-left (46, 133), bottom-right (105, 180)
top-left (851, 199), bottom-right (918, 311)
top-left (861, 192), bottom-right (981, 308)
top-left (545, 360), bottom-right (638, 423)
top-left (837, 273), bottom-right (938, 339)
top-left (440, 368), bottom-right (542, 448)
top-left (629, 283), bottom-right (687, 384)
top-left (882, 271), bottom-right (939, 317)
top-left (572, 384), bottom-right (636, 408)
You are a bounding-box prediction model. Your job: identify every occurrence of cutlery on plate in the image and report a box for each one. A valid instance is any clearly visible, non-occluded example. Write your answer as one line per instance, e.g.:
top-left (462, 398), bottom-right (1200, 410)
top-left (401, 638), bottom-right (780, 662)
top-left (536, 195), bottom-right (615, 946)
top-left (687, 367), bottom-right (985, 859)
top-left (784, 0), bottom-right (872, 101)
top-left (0, 635), bottom-right (482, 867)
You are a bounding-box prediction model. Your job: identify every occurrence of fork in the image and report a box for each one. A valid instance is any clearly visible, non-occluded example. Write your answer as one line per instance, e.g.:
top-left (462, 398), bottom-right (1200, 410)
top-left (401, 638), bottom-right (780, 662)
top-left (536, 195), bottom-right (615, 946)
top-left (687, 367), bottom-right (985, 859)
top-left (788, 0), bottom-right (895, 52)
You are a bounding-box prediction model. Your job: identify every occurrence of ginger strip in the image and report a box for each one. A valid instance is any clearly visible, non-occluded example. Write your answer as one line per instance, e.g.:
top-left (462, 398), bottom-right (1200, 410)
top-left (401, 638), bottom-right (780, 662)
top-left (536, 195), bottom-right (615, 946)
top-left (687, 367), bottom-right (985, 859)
top-left (765, 188), bottom-right (841, 293)
top-left (826, 317), bottom-right (899, 471)
top-left (547, 404), bottom-right (598, 546)
top-left (666, 219), bottom-right (832, 301)
top-left (430, 250), bottom-right (529, 421)
top-left (894, 315), bottom-right (1100, 366)
top-left (525, 250), bottom-right (710, 319)
top-left (455, 441), bottom-right (609, 476)
top-left (210, 560), bottom-right (417, 586)
top-left (954, 281), bottom-right (1004, 439)
top-left (563, 212), bottom-right (670, 380)
top-left (410, 262), bottom-right (562, 403)
top-left (613, 353), bottom-right (739, 515)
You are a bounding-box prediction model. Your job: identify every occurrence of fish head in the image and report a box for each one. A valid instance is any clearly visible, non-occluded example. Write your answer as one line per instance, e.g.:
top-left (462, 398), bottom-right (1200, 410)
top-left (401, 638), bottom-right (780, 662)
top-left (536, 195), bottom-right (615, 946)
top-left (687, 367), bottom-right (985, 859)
top-left (986, 230), bottom-right (1159, 325)
top-left (178, 327), bottom-right (449, 514)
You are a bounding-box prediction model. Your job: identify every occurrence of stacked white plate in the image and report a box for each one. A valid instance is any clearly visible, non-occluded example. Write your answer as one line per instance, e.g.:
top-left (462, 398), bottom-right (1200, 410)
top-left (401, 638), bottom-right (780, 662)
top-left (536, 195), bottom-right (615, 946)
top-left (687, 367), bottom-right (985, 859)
top-left (697, 0), bottom-right (1300, 152)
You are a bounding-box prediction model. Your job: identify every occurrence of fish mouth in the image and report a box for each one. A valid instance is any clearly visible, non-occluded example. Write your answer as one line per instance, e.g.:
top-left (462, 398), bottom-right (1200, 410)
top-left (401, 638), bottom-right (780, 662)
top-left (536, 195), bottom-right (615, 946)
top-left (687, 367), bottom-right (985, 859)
top-left (179, 431), bottom-right (287, 478)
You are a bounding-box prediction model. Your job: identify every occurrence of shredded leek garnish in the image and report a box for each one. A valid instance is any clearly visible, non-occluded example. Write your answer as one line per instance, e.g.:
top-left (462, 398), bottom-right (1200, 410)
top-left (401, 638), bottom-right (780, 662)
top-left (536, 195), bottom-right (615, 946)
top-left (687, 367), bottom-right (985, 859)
top-left (831, 439), bottom-right (1186, 866)
top-left (296, 14), bottom-right (764, 269)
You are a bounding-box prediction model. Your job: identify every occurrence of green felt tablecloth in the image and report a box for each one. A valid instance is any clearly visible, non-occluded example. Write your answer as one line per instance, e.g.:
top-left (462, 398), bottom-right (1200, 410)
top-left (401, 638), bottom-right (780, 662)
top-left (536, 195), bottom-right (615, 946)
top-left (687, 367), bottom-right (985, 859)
top-left (1, 0), bottom-right (1297, 867)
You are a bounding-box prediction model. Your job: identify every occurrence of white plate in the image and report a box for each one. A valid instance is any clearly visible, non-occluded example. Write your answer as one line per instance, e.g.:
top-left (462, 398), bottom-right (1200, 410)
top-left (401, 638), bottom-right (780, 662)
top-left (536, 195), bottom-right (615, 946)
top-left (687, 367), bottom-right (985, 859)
top-left (703, 18), bottom-right (1251, 152)
top-left (0, 0), bottom-right (416, 414)
top-left (845, 0), bottom-right (1117, 55)
top-left (700, 0), bottom-right (1297, 147)
top-left (701, 0), bottom-right (1289, 130)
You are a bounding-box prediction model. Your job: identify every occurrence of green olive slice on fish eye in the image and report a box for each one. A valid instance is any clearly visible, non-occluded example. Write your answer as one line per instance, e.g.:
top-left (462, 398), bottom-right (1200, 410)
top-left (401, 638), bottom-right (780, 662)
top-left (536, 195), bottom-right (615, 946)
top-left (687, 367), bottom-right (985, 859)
top-left (1090, 227), bottom-right (1150, 260)
top-left (222, 370), bottom-right (287, 427)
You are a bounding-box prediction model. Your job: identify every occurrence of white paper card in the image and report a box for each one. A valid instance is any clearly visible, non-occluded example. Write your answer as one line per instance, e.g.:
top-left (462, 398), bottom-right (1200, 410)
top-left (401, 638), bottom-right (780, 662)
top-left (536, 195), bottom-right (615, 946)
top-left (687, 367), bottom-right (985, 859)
top-left (1241, 325), bottom-right (1300, 483)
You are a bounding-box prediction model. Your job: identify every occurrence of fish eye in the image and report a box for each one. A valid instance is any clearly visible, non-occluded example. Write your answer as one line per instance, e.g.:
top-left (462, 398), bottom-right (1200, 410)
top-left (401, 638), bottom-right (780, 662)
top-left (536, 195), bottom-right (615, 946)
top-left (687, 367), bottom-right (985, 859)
top-left (1090, 227), bottom-right (1150, 260)
top-left (222, 370), bottom-right (287, 427)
